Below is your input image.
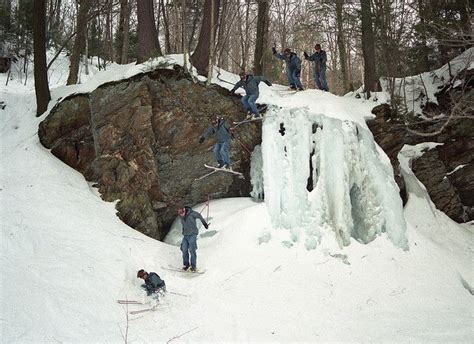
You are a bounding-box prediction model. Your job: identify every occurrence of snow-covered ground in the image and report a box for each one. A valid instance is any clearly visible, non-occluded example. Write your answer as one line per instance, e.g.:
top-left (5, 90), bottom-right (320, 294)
top-left (1, 52), bottom-right (473, 341)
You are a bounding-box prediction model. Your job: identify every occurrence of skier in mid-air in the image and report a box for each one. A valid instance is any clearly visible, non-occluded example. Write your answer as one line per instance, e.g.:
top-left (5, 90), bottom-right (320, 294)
top-left (177, 205), bottom-right (209, 272)
top-left (230, 71), bottom-right (272, 120)
top-left (199, 116), bottom-right (233, 169)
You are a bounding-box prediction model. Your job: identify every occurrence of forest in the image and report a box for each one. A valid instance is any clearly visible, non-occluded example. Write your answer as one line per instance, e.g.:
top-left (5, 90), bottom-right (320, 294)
top-left (0, 0), bottom-right (471, 115)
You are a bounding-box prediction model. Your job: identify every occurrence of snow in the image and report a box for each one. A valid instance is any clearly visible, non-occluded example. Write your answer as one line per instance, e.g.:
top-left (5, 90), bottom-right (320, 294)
top-left (1, 51), bottom-right (473, 341)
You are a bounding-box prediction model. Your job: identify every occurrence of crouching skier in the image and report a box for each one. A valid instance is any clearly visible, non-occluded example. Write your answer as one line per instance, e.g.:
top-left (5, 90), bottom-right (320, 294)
top-left (136, 269), bottom-right (166, 297)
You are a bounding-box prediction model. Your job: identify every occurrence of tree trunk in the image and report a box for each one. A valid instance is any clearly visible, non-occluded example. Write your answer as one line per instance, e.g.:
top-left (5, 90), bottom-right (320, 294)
top-left (360, 0), bottom-right (377, 98)
top-left (336, 0), bottom-right (349, 93)
top-left (67, 0), bottom-right (91, 85)
top-left (117, 0), bottom-right (130, 64)
top-left (417, 0), bottom-right (430, 72)
top-left (160, 0), bottom-right (171, 53)
top-left (191, 0), bottom-right (220, 75)
top-left (33, 0), bottom-right (51, 116)
top-left (205, 0), bottom-right (216, 85)
top-left (137, 0), bottom-right (162, 63)
top-left (254, 0), bottom-right (270, 75)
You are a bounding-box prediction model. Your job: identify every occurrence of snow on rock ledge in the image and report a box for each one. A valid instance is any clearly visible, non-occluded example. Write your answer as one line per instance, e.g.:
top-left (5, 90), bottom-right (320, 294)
top-left (255, 106), bottom-right (408, 250)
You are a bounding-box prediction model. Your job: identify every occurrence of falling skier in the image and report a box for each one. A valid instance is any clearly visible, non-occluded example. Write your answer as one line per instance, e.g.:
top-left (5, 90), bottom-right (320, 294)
top-left (177, 206), bottom-right (209, 272)
top-left (272, 46), bottom-right (304, 91)
top-left (136, 269), bottom-right (166, 296)
top-left (199, 116), bottom-right (233, 169)
top-left (230, 71), bottom-right (272, 120)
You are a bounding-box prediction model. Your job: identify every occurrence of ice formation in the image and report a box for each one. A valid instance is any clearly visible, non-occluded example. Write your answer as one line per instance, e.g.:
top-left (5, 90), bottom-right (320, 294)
top-left (252, 106), bottom-right (408, 250)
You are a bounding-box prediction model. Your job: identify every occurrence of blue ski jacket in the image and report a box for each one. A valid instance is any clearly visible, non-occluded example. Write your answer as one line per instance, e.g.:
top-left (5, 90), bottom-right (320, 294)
top-left (201, 118), bottom-right (232, 144)
top-left (180, 206), bottom-right (208, 236)
top-left (305, 50), bottom-right (327, 71)
top-left (231, 74), bottom-right (272, 97)
top-left (274, 52), bottom-right (302, 72)
top-left (143, 272), bottom-right (165, 295)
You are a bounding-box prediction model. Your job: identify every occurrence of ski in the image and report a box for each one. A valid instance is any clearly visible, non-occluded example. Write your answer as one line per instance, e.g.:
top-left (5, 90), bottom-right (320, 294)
top-left (162, 266), bottom-right (206, 275)
top-left (195, 160), bottom-right (241, 181)
top-left (277, 90), bottom-right (298, 96)
top-left (194, 168), bottom-right (219, 181)
top-left (203, 164), bottom-right (244, 178)
top-left (232, 117), bottom-right (263, 128)
top-left (117, 300), bottom-right (145, 305)
top-left (129, 306), bottom-right (158, 315)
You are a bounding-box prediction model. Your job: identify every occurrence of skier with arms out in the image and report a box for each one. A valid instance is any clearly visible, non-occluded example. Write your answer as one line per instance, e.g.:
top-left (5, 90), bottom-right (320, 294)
top-left (199, 116), bottom-right (233, 169)
top-left (304, 43), bottom-right (329, 92)
top-left (230, 71), bottom-right (272, 120)
top-left (272, 46), bottom-right (304, 91)
top-left (177, 205), bottom-right (209, 272)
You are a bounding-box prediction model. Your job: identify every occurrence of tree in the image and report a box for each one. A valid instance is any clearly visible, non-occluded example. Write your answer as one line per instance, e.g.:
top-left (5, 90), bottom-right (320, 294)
top-left (116, 0), bottom-right (130, 64)
top-left (253, 0), bottom-right (270, 75)
top-left (33, 0), bottom-right (51, 116)
top-left (191, 0), bottom-right (220, 75)
top-left (360, 0), bottom-right (377, 98)
top-left (335, 0), bottom-right (349, 93)
top-left (67, 0), bottom-right (91, 85)
top-left (137, 0), bottom-right (161, 63)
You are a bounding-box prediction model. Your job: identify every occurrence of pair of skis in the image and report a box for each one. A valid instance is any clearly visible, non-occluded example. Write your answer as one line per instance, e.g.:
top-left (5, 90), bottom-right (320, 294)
top-left (117, 289), bottom-right (189, 315)
top-left (194, 162), bottom-right (244, 181)
top-left (117, 299), bottom-right (158, 315)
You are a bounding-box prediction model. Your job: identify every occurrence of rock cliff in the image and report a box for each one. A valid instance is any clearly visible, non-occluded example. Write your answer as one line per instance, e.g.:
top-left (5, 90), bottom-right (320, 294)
top-left (368, 70), bottom-right (473, 222)
top-left (39, 66), bottom-right (261, 239)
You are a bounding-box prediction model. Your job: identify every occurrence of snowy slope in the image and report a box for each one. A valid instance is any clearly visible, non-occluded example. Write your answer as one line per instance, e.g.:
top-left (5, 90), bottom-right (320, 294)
top-left (1, 53), bottom-right (473, 341)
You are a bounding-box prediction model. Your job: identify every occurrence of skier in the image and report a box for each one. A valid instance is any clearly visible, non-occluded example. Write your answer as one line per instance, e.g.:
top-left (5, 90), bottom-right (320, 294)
top-left (304, 44), bottom-right (329, 92)
top-left (136, 269), bottom-right (166, 296)
top-left (177, 205), bottom-right (209, 272)
top-left (199, 116), bottom-right (233, 169)
top-left (230, 71), bottom-right (272, 120)
top-left (272, 47), bottom-right (304, 91)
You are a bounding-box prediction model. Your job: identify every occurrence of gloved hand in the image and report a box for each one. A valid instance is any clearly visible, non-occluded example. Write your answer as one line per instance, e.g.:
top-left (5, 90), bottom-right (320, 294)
top-left (265, 81), bottom-right (273, 87)
top-left (271, 46), bottom-right (277, 54)
top-left (199, 137), bottom-right (205, 144)
top-left (303, 51), bottom-right (309, 59)
top-left (204, 223), bottom-right (209, 229)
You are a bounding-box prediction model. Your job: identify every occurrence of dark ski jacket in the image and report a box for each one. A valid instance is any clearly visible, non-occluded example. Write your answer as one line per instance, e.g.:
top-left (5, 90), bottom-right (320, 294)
top-left (231, 74), bottom-right (272, 98)
top-left (274, 52), bottom-right (302, 72)
top-left (180, 206), bottom-right (208, 236)
top-left (201, 118), bottom-right (232, 144)
top-left (143, 272), bottom-right (165, 295)
top-left (305, 50), bottom-right (327, 72)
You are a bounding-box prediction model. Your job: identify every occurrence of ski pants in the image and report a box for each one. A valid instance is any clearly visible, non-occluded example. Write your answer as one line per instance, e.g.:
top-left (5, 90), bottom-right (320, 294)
top-left (213, 141), bottom-right (231, 166)
top-left (314, 68), bottom-right (329, 91)
top-left (241, 94), bottom-right (259, 115)
top-left (181, 234), bottom-right (198, 269)
top-left (287, 68), bottom-right (303, 89)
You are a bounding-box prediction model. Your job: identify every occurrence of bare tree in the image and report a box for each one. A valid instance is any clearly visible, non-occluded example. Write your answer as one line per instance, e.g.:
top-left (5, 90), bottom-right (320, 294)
top-left (33, 0), bottom-right (51, 116)
top-left (137, 0), bottom-right (162, 63)
top-left (360, 0), bottom-right (377, 98)
top-left (336, 0), bottom-right (349, 93)
top-left (191, 0), bottom-right (220, 75)
top-left (254, 0), bottom-right (270, 75)
top-left (117, 0), bottom-right (130, 64)
top-left (67, 0), bottom-right (91, 85)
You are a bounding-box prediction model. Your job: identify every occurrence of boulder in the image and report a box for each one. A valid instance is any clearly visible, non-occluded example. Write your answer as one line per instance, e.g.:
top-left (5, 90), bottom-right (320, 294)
top-left (39, 66), bottom-right (261, 239)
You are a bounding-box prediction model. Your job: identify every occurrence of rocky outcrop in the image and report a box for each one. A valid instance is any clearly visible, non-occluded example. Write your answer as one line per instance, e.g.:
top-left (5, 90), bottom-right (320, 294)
top-left (368, 75), bottom-right (474, 222)
top-left (39, 66), bottom-right (261, 239)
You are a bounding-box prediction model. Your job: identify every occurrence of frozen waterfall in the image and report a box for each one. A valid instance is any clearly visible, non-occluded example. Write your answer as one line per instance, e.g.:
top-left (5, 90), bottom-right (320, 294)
top-left (250, 106), bottom-right (408, 250)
